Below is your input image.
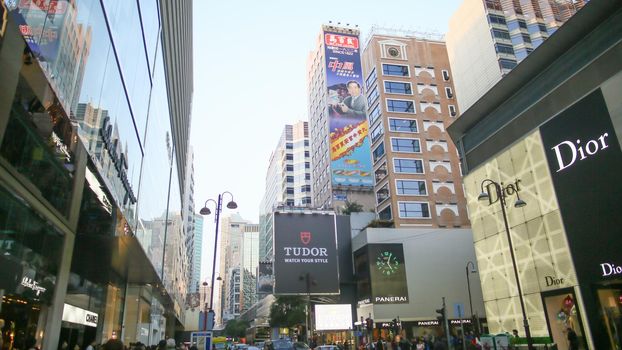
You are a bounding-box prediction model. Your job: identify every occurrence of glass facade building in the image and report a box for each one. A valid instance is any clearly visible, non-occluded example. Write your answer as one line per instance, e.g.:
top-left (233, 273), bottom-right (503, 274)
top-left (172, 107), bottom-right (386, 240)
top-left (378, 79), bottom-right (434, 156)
top-left (0, 0), bottom-right (192, 347)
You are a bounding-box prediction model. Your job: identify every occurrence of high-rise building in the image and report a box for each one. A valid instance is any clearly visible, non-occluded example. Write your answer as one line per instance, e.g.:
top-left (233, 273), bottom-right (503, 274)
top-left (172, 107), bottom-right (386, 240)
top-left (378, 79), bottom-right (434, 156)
top-left (307, 24), bottom-right (375, 212)
top-left (258, 121), bottom-right (311, 262)
top-left (192, 213), bottom-right (204, 293)
top-left (446, 0), bottom-right (587, 111)
top-left (240, 225), bottom-right (259, 313)
top-left (361, 31), bottom-right (470, 228)
top-left (183, 147), bottom-right (198, 292)
top-left (0, 0), bottom-right (192, 346)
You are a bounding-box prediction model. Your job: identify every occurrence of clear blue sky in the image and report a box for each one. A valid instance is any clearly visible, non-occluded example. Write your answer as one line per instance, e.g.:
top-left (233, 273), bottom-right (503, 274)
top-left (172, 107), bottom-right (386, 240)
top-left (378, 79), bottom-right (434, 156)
top-left (192, 0), bottom-right (463, 280)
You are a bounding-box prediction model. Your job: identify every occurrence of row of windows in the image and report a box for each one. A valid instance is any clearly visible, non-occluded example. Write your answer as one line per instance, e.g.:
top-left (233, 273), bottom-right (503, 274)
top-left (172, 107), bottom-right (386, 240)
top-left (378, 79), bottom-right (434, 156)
top-left (376, 202), bottom-right (431, 220)
top-left (381, 64), bottom-right (451, 82)
top-left (376, 179), bottom-right (428, 203)
top-left (366, 68), bottom-right (378, 89)
top-left (372, 144), bottom-right (426, 173)
top-left (367, 95), bottom-right (455, 126)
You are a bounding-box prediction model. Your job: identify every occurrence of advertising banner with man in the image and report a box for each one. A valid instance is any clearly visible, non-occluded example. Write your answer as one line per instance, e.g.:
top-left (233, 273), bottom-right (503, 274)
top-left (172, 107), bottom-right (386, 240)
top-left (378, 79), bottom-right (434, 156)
top-left (323, 31), bottom-right (374, 188)
top-left (273, 212), bottom-right (340, 294)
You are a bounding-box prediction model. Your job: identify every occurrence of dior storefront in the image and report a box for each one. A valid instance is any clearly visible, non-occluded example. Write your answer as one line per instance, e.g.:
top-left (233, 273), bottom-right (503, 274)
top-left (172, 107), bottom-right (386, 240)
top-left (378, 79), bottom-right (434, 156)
top-left (448, 1), bottom-right (622, 349)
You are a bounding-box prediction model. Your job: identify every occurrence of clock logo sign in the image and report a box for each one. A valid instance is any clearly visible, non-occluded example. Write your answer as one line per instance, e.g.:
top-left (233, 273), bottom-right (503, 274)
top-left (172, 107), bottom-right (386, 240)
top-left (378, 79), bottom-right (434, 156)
top-left (376, 251), bottom-right (400, 276)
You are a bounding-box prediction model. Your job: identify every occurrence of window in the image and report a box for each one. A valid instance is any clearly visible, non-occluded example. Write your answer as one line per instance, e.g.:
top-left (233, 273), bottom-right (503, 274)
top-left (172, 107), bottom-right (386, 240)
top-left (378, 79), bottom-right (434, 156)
top-left (488, 14), bottom-right (506, 25)
top-left (367, 85), bottom-right (380, 106)
top-left (286, 176), bottom-right (294, 183)
top-left (304, 151), bottom-right (310, 157)
top-left (286, 143), bottom-right (293, 149)
top-left (285, 153), bottom-right (293, 160)
top-left (499, 59), bottom-right (517, 70)
top-left (369, 104), bottom-right (381, 125)
top-left (389, 118), bottom-right (417, 133)
top-left (387, 99), bottom-right (415, 113)
top-left (394, 158), bottom-right (424, 174)
top-left (492, 29), bottom-right (511, 40)
top-left (495, 43), bottom-right (515, 55)
top-left (372, 142), bottom-right (385, 163)
top-left (442, 70), bottom-right (450, 81)
top-left (304, 140), bottom-right (309, 146)
top-left (378, 205), bottom-right (392, 220)
top-left (449, 105), bottom-right (457, 117)
top-left (522, 33), bottom-right (532, 43)
top-left (300, 185), bottom-right (311, 192)
top-left (286, 165), bottom-right (294, 171)
top-left (286, 188), bottom-right (294, 195)
top-left (445, 87), bottom-right (454, 99)
top-left (518, 20), bottom-right (527, 29)
top-left (376, 183), bottom-right (390, 204)
top-left (305, 173), bottom-right (311, 180)
top-left (371, 124), bottom-right (384, 143)
top-left (366, 68), bottom-right (377, 89)
top-left (286, 200), bottom-right (295, 206)
top-left (396, 180), bottom-right (427, 195)
top-left (375, 162), bottom-right (388, 182)
top-left (305, 162), bottom-right (310, 169)
top-left (538, 23), bottom-right (548, 33)
top-left (398, 202), bottom-right (431, 218)
top-left (384, 81), bottom-right (413, 95)
top-left (382, 64), bottom-right (409, 76)
top-left (391, 138), bottom-right (421, 153)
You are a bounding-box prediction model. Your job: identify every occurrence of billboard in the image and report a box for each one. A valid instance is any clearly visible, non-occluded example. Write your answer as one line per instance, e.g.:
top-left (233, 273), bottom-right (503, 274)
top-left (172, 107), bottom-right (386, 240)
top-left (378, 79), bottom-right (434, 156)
top-left (273, 213), bottom-right (340, 294)
top-left (315, 304), bottom-right (353, 330)
top-left (323, 31), bottom-right (374, 188)
top-left (355, 244), bottom-right (409, 304)
top-left (257, 261), bottom-right (274, 294)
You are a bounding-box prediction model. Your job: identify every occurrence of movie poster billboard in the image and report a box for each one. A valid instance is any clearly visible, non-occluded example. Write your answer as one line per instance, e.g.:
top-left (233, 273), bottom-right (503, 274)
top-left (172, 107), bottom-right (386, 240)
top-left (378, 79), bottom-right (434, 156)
top-left (257, 261), bottom-right (274, 294)
top-left (273, 212), bottom-right (340, 295)
top-left (323, 31), bottom-right (374, 188)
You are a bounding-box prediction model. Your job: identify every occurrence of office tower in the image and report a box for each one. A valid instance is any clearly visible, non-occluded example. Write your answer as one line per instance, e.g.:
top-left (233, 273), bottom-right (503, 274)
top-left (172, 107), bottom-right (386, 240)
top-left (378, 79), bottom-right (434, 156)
top-left (193, 213), bottom-right (204, 293)
top-left (307, 24), bottom-right (375, 211)
top-left (240, 224), bottom-right (259, 313)
top-left (183, 147), bottom-right (199, 292)
top-left (0, 0), bottom-right (192, 345)
top-left (361, 30), bottom-right (470, 228)
top-left (258, 121), bottom-right (311, 263)
top-left (446, 0), bottom-right (587, 111)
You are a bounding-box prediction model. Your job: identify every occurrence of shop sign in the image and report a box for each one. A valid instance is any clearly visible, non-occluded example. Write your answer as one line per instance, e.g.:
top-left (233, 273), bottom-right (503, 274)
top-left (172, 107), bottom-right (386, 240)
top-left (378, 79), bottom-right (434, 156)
top-left (357, 298), bottom-right (371, 305)
top-left (100, 116), bottom-right (137, 205)
top-left (544, 275), bottom-right (565, 287)
top-left (600, 262), bottom-right (622, 277)
top-left (62, 303), bottom-right (98, 327)
top-left (20, 277), bottom-right (46, 296)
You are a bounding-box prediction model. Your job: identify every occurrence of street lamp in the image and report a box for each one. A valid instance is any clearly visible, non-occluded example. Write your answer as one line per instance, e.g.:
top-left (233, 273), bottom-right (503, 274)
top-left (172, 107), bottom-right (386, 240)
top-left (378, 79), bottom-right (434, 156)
top-left (465, 261), bottom-right (479, 336)
top-left (299, 272), bottom-right (317, 344)
top-left (477, 179), bottom-right (533, 350)
top-left (200, 191), bottom-right (238, 331)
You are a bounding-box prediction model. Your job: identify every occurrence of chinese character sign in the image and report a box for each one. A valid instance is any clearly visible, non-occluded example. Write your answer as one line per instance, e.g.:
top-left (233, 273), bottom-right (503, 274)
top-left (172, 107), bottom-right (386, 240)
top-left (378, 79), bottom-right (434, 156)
top-left (324, 32), bottom-right (373, 188)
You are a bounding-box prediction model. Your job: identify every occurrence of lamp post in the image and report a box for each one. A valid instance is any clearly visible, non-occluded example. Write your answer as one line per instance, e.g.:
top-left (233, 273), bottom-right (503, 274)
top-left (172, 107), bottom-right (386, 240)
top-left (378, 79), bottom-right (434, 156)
top-left (477, 179), bottom-right (532, 350)
top-left (465, 261), bottom-right (479, 335)
top-left (200, 191), bottom-right (238, 331)
top-left (299, 272), bottom-right (316, 344)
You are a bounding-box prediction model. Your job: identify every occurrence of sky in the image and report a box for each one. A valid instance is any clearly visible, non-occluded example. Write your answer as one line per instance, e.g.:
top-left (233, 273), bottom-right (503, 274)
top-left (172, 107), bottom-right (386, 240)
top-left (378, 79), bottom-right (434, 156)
top-left (192, 0), bottom-right (463, 281)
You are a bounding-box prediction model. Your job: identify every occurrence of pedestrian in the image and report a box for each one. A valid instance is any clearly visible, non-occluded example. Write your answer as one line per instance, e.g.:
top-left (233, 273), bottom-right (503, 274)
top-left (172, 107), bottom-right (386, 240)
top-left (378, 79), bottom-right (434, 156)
top-left (158, 340), bottom-right (167, 350)
top-left (376, 336), bottom-right (385, 350)
top-left (566, 328), bottom-right (579, 350)
top-left (87, 340), bottom-right (97, 350)
top-left (103, 339), bottom-right (124, 350)
top-left (432, 338), bottom-right (446, 350)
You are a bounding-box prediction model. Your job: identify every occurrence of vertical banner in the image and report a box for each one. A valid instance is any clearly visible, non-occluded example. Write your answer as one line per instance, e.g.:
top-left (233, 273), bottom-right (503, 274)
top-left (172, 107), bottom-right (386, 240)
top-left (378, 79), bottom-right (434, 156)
top-left (273, 213), bottom-right (340, 294)
top-left (324, 31), bottom-right (374, 188)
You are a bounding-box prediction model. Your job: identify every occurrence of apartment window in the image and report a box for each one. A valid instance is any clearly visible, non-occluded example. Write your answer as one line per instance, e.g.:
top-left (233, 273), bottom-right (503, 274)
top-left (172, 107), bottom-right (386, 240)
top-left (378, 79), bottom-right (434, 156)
top-left (387, 99), bottom-right (415, 113)
top-left (398, 202), bottom-right (431, 218)
top-left (305, 162), bottom-right (310, 169)
top-left (391, 138), bottom-right (421, 153)
top-left (393, 158), bottom-right (424, 174)
top-left (286, 188), bottom-right (294, 195)
top-left (376, 183), bottom-right (390, 204)
top-left (286, 200), bottom-right (295, 206)
top-left (491, 28), bottom-right (511, 40)
top-left (366, 68), bottom-right (377, 89)
top-left (375, 162), bottom-right (388, 183)
top-left (285, 153), bottom-right (293, 160)
top-left (371, 123), bottom-right (384, 143)
top-left (300, 185), bottom-right (311, 192)
top-left (389, 118), bottom-right (417, 133)
top-left (488, 14), bottom-right (506, 25)
top-left (449, 105), bottom-right (457, 117)
top-left (499, 59), bottom-right (517, 70)
top-left (522, 33), bottom-right (532, 43)
top-left (369, 104), bottom-right (381, 125)
top-left (495, 43), bottom-right (515, 55)
top-left (286, 165), bottom-right (294, 171)
top-left (286, 176), bottom-right (294, 183)
top-left (441, 70), bottom-right (450, 81)
top-left (305, 173), bottom-right (311, 180)
top-left (378, 205), bottom-right (392, 220)
top-left (538, 23), bottom-right (548, 33)
top-left (304, 151), bottom-right (310, 157)
top-left (445, 87), bottom-right (454, 99)
top-left (384, 81), bottom-right (413, 95)
top-left (372, 142), bottom-right (385, 163)
top-left (286, 143), bottom-right (293, 150)
top-left (382, 64), bottom-right (409, 77)
top-left (518, 19), bottom-right (527, 29)
top-left (367, 85), bottom-right (380, 106)
top-left (304, 140), bottom-right (309, 146)
top-left (396, 180), bottom-right (427, 195)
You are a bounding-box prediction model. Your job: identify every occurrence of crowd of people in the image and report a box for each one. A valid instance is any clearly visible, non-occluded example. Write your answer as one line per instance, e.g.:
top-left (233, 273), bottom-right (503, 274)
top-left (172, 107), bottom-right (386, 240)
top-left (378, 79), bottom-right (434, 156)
top-left (55, 338), bottom-right (198, 350)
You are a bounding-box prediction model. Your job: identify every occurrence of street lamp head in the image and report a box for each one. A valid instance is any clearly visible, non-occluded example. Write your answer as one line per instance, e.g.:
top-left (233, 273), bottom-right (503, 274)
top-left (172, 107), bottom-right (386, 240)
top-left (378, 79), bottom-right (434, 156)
top-left (477, 192), bottom-right (490, 202)
top-left (514, 198), bottom-right (527, 208)
top-left (226, 200), bottom-right (238, 209)
top-left (216, 276), bottom-right (222, 281)
top-left (199, 206), bottom-right (211, 215)
top-left (202, 281), bottom-right (208, 286)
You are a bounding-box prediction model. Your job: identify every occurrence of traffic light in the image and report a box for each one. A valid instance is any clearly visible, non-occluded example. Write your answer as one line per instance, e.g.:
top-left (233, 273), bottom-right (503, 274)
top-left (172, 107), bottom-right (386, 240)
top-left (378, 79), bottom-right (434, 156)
top-left (436, 306), bottom-right (446, 326)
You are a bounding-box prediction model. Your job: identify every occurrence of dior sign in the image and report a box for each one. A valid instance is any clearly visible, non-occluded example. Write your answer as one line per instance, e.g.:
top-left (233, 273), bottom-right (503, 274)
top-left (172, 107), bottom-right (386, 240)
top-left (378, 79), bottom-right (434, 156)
top-left (551, 133), bottom-right (610, 172)
top-left (600, 263), bottom-right (622, 277)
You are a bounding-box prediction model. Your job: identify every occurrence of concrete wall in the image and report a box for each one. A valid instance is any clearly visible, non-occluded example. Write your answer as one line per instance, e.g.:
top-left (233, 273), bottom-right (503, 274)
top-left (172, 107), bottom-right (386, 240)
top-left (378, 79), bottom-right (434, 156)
top-left (353, 228), bottom-right (485, 321)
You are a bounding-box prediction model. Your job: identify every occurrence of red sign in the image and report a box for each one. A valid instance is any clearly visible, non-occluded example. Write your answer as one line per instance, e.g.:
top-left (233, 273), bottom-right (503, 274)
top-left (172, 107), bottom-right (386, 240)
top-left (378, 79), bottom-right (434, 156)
top-left (300, 231), bottom-right (311, 245)
top-left (325, 33), bottom-right (359, 49)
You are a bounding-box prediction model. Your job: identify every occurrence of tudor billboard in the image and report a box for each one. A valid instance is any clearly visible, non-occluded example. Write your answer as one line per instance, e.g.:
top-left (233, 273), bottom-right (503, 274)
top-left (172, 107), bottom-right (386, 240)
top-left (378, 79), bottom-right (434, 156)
top-left (273, 212), bottom-right (340, 295)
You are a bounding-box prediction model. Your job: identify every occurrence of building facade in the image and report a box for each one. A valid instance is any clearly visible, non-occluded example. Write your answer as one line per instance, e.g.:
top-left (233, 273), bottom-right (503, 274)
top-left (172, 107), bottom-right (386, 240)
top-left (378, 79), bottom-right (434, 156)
top-left (0, 0), bottom-right (192, 347)
top-left (448, 1), bottom-right (622, 348)
top-left (258, 121), bottom-right (311, 263)
top-left (192, 213), bottom-right (204, 294)
top-left (446, 0), bottom-right (587, 111)
top-left (307, 24), bottom-right (375, 212)
top-left (360, 32), bottom-right (470, 228)
top-left (240, 225), bottom-right (259, 314)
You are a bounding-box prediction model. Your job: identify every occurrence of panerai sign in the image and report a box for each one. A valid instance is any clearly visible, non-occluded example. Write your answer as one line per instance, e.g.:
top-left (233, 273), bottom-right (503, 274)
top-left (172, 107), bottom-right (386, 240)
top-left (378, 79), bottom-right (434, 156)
top-left (600, 262), bottom-right (622, 277)
top-left (551, 133), bottom-right (610, 172)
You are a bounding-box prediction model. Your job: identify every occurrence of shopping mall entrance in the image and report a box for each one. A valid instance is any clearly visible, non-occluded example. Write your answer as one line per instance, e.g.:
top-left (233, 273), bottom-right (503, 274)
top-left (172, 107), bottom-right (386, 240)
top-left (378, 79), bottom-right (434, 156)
top-left (0, 293), bottom-right (42, 350)
top-left (595, 285), bottom-right (622, 350)
top-left (542, 288), bottom-right (586, 350)
top-left (59, 321), bottom-right (97, 350)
